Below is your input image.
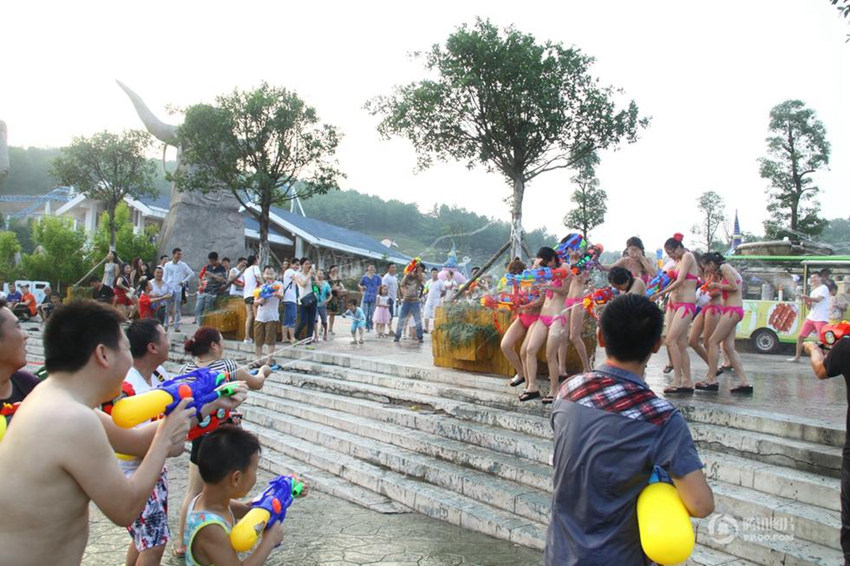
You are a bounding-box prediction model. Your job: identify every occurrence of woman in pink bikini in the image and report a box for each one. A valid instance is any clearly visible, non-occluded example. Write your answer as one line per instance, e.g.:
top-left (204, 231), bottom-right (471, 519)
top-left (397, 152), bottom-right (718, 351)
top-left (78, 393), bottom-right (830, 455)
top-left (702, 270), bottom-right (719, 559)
top-left (500, 258), bottom-right (540, 388)
top-left (689, 257), bottom-right (722, 369)
top-left (695, 252), bottom-right (752, 393)
top-left (518, 247), bottom-right (565, 403)
top-left (556, 248), bottom-right (592, 387)
top-left (650, 234), bottom-right (699, 394)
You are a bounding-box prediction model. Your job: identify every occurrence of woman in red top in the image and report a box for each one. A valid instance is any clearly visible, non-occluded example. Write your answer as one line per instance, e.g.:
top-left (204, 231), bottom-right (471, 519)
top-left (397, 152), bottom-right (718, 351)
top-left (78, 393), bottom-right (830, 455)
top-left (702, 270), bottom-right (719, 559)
top-left (113, 263), bottom-right (136, 316)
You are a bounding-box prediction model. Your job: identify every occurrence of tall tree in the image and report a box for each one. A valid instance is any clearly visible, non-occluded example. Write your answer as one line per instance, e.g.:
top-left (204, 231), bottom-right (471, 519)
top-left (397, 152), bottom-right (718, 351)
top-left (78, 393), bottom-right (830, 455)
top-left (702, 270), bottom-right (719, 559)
top-left (692, 191), bottom-right (726, 252)
top-left (563, 153), bottom-right (607, 239)
top-left (368, 19), bottom-right (646, 259)
top-left (51, 130), bottom-right (156, 249)
top-left (759, 100), bottom-right (830, 240)
top-left (174, 82), bottom-right (343, 266)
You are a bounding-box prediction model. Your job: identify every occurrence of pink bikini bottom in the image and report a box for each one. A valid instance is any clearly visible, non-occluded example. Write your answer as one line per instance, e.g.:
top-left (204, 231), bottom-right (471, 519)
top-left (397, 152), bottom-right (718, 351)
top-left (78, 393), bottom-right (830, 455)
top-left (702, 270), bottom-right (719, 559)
top-left (702, 304), bottom-right (723, 316)
top-left (722, 306), bottom-right (744, 320)
top-left (539, 314), bottom-right (566, 328)
top-left (518, 313), bottom-right (540, 329)
top-left (667, 302), bottom-right (697, 318)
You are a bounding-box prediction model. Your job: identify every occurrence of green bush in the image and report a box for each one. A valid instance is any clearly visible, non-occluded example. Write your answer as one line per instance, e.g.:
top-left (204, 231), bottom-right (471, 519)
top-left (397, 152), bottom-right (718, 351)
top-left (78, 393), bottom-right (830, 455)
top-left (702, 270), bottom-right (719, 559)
top-left (21, 216), bottom-right (89, 289)
top-left (90, 202), bottom-right (158, 265)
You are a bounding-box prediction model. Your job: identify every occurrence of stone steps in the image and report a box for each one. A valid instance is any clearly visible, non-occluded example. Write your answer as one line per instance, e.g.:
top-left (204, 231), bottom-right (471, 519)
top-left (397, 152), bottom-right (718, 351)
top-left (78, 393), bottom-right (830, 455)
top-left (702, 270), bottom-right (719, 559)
top-left (248, 389), bottom-right (553, 492)
top-left (268, 366), bottom-right (553, 439)
top-left (691, 422), bottom-right (843, 478)
top-left (702, 450), bottom-right (841, 513)
top-left (256, 380), bottom-right (553, 464)
top-left (246, 404), bottom-right (552, 525)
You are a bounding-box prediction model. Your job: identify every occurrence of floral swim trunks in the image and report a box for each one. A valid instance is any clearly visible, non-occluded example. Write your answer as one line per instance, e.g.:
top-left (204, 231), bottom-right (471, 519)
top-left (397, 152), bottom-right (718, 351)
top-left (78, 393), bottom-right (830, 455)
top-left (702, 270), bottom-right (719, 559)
top-left (124, 466), bottom-right (169, 551)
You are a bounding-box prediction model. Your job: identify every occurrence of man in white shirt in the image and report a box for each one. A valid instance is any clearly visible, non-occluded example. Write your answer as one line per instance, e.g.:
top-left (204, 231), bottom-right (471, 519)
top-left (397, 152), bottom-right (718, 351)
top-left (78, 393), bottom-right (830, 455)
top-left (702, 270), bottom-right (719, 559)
top-left (119, 319), bottom-right (174, 566)
top-left (789, 271), bottom-right (831, 362)
top-left (162, 248), bottom-right (194, 333)
top-left (382, 264), bottom-right (399, 334)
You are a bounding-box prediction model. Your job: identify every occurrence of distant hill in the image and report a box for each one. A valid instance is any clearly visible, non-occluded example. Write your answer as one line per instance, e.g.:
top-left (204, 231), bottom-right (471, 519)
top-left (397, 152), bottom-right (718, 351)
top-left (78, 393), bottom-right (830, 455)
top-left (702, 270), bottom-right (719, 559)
top-left (0, 146), bottom-right (173, 198)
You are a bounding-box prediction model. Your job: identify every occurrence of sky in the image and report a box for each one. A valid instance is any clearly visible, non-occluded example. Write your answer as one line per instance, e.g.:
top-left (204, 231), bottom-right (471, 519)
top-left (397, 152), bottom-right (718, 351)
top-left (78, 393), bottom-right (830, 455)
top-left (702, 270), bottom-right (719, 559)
top-left (2, 0), bottom-right (848, 256)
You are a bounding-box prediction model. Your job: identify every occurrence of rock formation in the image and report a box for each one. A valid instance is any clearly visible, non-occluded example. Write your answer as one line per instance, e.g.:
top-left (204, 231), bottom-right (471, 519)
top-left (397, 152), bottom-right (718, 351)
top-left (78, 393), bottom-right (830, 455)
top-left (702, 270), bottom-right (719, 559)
top-left (117, 82), bottom-right (245, 274)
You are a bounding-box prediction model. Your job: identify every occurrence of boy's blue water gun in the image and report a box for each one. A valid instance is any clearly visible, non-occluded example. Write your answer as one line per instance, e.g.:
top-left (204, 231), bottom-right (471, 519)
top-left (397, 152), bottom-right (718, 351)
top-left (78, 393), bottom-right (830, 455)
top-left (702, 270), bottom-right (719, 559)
top-left (230, 475), bottom-right (305, 551)
top-left (253, 282), bottom-right (282, 300)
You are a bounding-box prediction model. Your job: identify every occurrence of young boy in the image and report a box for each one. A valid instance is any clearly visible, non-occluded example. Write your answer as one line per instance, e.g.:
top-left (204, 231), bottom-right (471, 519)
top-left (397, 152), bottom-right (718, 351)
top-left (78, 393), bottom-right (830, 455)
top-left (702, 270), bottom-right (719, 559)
top-left (344, 298), bottom-right (367, 344)
top-left (254, 266), bottom-right (282, 367)
top-left (0, 300), bottom-right (193, 566)
top-left (185, 426), bottom-right (284, 565)
top-left (546, 294), bottom-right (714, 565)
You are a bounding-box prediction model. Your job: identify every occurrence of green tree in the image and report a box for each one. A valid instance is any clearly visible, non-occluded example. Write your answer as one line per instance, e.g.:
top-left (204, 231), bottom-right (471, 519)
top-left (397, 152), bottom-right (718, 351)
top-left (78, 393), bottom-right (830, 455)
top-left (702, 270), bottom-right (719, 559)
top-left (21, 216), bottom-right (89, 289)
top-left (563, 153), bottom-right (607, 239)
top-left (692, 191), bottom-right (726, 252)
top-left (368, 19), bottom-right (646, 259)
top-left (0, 231), bottom-right (22, 283)
top-left (174, 82), bottom-right (343, 267)
top-left (821, 217), bottom-right (850, 252)
top-left (1, 147), bottom-right (63, 195)
top-left (759, 100), bottom-right (830, 240)
top-left (6, 218), bottom-right (35, 254)
top-left (51, 130), bottom-right (157, 249)
top-left (91, 202), bottom-right (158, 265)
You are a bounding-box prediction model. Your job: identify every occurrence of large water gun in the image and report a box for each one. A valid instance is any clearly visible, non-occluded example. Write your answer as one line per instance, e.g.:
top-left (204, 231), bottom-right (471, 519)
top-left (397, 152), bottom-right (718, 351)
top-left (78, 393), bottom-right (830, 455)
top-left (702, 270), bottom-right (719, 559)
top-left (569, 244), bottom-right (603, 275)
top-left (581, 287), bottom-right (619, 317)
top-left (556, 233), bottom-right (587, 261)
top-left (110, 367), bottom-right (239, 429)
top-left (0, 402), bottom-right (21, 442)
top-left (525, 266), bottom-right (570, 284)
top-left (820, 321), bottom-right (850, 349)
top-left (645, 270), bottom-right (675, 297)
top-left (637, 468), bottom-right (695, 565)
top-left (253, 281), bottom-right (283, 301)
top-left (230, 474), bottom-right (305, 552)
top-left (404, 257), bottom-right (422, 275)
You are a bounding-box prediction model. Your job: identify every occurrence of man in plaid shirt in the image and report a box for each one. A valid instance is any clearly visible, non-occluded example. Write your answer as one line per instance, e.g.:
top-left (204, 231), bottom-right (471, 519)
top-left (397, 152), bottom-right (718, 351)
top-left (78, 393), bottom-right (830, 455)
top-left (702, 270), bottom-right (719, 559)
top-left (546, 294), bottom-right (714, 565)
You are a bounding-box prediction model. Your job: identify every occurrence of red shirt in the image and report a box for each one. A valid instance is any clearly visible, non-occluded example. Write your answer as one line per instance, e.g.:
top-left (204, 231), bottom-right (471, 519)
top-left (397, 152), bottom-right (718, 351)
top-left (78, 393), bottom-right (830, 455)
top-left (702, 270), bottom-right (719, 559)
top-left (21, 293), bottom-right (37, 316)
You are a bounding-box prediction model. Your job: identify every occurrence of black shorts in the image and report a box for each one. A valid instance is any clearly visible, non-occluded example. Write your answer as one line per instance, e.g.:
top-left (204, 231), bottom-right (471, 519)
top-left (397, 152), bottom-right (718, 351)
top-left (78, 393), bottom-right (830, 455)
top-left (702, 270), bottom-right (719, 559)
top-left (244, 297), bottom-right (254, 305)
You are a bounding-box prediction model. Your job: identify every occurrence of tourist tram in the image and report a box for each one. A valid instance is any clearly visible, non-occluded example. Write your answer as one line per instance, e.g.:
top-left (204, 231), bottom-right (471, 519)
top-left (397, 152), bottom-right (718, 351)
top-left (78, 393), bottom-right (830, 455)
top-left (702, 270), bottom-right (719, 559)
top-left (726, 255), bottom-right (850, 353)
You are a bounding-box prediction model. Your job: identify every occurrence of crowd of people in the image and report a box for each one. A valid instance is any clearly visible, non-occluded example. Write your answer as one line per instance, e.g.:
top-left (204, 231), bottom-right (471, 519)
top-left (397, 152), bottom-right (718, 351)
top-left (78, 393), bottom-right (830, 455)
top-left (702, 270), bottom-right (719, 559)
top-left (500, 234), bottom-right (753, 406)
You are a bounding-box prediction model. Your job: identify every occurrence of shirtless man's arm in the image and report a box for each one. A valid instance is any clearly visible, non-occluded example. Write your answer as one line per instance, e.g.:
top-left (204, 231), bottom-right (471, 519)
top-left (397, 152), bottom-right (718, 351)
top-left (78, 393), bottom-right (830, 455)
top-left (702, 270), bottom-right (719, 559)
top-left (63, 399), bottom-right (193, 525)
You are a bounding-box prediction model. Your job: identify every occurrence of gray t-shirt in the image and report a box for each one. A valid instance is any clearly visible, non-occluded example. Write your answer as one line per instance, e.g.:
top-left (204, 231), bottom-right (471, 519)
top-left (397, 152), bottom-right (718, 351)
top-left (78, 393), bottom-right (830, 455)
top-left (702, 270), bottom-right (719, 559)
top-left (545, 364), bottom-right (703, 566)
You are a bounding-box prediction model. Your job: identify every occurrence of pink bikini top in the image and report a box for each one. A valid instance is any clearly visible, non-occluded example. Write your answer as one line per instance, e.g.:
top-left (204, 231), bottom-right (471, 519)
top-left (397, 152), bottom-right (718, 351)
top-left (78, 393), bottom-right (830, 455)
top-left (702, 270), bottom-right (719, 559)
top-left (545, 278), bottom-right (564, 299)
top-left (670, 270), bottom-right (699, 282)
top-left (721, 277), bottom-right (741, 302)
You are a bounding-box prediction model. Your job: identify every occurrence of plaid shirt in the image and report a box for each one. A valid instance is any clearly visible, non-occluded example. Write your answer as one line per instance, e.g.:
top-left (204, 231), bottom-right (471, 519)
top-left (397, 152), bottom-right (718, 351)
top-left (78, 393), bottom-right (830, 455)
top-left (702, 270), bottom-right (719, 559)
top-left (558, 371), bottom-right (676, 426)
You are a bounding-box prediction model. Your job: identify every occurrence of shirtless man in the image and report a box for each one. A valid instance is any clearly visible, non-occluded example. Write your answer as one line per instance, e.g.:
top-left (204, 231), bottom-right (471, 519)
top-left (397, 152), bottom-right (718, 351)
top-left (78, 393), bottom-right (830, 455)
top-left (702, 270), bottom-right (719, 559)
top-left (0, 300), bottom-right (193, 566)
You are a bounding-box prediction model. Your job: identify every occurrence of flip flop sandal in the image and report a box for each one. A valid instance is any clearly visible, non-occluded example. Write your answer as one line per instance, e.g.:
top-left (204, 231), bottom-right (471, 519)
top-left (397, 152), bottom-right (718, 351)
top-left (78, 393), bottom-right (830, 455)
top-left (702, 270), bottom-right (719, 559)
top-left (720, 365), bottom-right (733, 372)
top-left (509, 375), bottom-right (526, 387)
top-left (663, 386), bottom-right (694, 395)
top-left (695, 382), bottom-right (719, 391)
top-left (662, 364), bottom-right (674, 374)
top-left (519, 390), bottom-right (541, 402)
top-left (541, 396), bottom-right (555, 405)
top-left (730, 384), bottom-right (754, 394)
